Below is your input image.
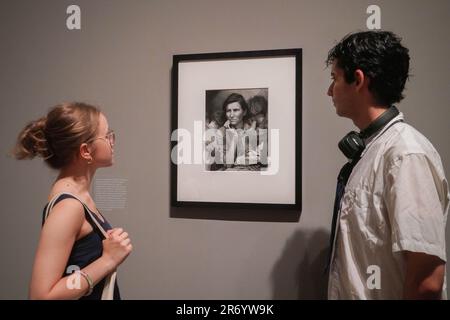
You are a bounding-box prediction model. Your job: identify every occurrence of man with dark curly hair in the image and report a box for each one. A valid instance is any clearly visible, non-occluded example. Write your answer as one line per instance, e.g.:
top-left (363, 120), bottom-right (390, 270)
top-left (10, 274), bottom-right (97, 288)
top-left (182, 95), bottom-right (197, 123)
top-left (326, 31), bottom-right (449, 299)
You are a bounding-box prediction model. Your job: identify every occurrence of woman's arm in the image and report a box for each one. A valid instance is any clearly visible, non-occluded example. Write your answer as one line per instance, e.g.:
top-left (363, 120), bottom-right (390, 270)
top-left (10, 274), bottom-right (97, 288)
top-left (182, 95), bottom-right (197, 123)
top-left (29, 199), bottom-right (116, 300)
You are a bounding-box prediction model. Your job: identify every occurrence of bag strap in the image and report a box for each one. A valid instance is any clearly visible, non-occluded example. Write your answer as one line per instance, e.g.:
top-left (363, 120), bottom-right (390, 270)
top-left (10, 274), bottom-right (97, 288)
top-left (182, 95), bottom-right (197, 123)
top-left (45, 192), bottom-right (108, 238)
top-left (44, 192), bottom-right (117, 300)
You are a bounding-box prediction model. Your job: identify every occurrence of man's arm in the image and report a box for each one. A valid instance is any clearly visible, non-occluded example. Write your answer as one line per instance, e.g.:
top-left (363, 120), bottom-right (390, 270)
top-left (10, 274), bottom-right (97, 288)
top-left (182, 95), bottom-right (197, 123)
top-left (403, 251), bottom-right (445, 299)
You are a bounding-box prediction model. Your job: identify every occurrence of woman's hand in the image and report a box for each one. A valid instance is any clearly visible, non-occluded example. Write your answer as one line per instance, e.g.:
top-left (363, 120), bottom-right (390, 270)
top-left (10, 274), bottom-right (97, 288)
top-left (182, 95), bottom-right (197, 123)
top-left (101, 228), bottom-right (133, 268)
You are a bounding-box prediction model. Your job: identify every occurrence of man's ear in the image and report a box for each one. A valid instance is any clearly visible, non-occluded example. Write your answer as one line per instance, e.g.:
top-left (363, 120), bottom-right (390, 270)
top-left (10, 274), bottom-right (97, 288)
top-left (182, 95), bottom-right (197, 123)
top-left (79, 143), bottom-right (93, 162)
top-left (354, 69), bottom-right (368, 91)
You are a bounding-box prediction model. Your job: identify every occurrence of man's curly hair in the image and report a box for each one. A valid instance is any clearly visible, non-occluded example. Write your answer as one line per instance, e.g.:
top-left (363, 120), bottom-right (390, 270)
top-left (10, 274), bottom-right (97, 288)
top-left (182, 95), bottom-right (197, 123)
top-left (326, 31), bottom-right (410, 106)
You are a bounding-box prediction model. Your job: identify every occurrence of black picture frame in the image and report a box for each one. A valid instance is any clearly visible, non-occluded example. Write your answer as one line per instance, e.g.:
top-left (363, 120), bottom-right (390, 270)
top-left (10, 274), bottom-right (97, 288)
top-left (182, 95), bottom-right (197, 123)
top-left (171, 49), bottom-right (302, 211)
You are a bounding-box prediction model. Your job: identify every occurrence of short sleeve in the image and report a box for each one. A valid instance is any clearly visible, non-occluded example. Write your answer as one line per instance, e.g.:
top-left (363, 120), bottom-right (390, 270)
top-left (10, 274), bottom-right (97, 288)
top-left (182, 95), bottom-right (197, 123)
top-left (384, 153), bottom-right (448, 262)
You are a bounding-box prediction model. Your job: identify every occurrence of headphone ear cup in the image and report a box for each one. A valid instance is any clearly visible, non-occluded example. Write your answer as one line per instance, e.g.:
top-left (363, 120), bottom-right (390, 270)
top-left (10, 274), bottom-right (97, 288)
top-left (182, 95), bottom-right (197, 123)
top-left (338, 131), bottom-right (365, 160)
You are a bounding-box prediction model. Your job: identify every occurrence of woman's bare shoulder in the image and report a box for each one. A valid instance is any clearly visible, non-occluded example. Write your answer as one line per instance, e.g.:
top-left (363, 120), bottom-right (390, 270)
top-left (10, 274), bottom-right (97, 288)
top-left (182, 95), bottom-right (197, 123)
top-left (45, 187), bottom-right (85, 223)
top-left (41, 198), bottom-right (85, 246)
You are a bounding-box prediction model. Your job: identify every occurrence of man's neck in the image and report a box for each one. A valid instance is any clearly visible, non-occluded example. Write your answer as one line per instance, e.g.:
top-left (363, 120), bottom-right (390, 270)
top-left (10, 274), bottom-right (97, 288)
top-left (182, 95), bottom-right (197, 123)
top-left (353, 105), bottom-right (390, 130)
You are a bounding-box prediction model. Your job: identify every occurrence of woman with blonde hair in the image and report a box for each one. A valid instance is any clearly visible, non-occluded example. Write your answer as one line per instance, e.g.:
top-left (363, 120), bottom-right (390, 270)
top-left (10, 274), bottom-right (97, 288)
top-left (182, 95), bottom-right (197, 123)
top-left (13, 102), bottom-right (132, 300)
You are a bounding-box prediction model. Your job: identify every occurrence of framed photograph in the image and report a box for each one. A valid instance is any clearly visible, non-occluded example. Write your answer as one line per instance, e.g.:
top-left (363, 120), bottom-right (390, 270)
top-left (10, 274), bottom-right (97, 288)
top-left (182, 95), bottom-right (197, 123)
top-left (171, 49), bottom-right (302, 210)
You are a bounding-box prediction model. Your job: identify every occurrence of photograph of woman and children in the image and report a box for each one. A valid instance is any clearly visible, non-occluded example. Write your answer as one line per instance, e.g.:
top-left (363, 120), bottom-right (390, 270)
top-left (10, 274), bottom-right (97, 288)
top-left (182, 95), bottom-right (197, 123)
top-left (205, 88), bottom-right (268, 172)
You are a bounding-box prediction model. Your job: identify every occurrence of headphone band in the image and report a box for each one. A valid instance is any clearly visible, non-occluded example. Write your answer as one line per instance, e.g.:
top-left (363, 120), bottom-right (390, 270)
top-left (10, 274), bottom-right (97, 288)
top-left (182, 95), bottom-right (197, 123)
top-left (360, 106), bottom-right (399, 139)
top-left (338, 106), bottom-right (401, 160)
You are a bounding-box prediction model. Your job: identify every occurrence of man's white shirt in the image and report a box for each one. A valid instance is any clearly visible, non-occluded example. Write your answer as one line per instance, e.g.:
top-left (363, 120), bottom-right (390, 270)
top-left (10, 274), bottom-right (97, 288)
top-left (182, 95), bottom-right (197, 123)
top-left (328, 112), bottom-right (449, 299)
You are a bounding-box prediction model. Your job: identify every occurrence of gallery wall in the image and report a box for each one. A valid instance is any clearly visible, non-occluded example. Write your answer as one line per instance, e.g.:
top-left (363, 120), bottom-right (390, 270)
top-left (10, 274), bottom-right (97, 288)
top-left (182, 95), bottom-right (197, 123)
top-left (1, 0), bottom-right (449, 299)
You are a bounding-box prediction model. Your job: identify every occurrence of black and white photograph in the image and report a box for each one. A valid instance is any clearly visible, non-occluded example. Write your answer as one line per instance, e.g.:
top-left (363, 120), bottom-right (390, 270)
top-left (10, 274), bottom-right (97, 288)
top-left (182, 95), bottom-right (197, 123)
top-left (204, 88), bottom-right (269, 172)
top-left (172, 48), bottom-right (302, 208)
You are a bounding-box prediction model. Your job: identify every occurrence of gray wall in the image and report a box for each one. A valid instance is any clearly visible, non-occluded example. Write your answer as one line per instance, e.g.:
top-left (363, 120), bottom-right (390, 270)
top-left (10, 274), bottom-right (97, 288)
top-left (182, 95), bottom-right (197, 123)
top-left (1, 0), bottom-right (449, 299)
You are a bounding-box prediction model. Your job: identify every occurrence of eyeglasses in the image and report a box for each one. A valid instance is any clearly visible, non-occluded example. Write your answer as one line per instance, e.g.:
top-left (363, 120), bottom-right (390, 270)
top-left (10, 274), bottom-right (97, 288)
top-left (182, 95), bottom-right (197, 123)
top-left (86, 130), bottom-right (115, 147)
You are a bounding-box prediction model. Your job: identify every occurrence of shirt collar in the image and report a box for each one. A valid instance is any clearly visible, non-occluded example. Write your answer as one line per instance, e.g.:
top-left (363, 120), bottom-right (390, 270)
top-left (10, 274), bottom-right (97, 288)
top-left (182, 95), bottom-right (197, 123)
top-left (361, 112), bottom-right (405, 156)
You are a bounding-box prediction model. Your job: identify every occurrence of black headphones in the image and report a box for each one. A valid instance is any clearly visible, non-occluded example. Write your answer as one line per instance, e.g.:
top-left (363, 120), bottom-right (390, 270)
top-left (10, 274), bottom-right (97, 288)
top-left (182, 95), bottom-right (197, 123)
top-left (338, 106), bottom-right (401, 160)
